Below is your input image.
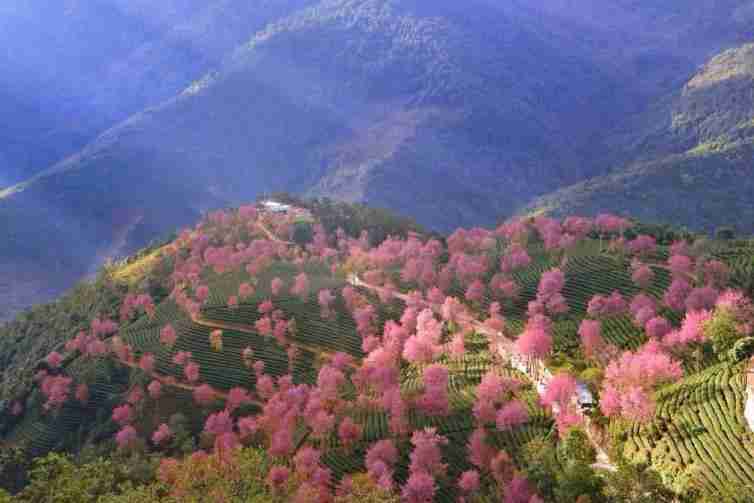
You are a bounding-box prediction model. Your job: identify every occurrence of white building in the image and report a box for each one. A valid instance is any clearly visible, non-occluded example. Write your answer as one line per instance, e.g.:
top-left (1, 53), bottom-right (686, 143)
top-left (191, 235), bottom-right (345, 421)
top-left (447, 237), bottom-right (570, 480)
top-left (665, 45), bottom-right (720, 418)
top-left (260, 200), bottom-right (290, 213)
top-left (576, 382), bottom-right (595, 409)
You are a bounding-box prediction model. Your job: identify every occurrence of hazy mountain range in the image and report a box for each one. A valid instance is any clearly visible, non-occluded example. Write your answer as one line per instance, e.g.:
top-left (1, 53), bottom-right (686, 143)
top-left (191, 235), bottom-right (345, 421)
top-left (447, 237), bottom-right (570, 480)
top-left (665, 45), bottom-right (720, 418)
top-left (2, 0), bottom-right (754, 320)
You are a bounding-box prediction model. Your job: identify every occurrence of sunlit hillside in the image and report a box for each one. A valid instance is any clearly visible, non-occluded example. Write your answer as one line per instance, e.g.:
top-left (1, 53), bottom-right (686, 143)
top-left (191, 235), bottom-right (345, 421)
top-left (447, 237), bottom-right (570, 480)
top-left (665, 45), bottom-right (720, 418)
top-left (3, 199), bottom-right (754, 501)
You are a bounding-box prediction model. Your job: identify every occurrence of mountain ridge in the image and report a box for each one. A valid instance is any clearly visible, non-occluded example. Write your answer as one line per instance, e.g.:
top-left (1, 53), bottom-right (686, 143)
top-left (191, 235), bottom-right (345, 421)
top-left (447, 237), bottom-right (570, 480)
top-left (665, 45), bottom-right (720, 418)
top-left (529, 42), bottom-right (754, 234)
top-left (2, 0), bottom-right (754, 320)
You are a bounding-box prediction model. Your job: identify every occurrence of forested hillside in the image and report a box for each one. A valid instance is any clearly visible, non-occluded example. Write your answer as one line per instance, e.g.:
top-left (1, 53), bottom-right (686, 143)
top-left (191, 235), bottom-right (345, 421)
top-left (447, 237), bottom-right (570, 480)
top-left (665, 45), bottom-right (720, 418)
top-left (3, 200), bottom-right (754, 501)
top-left (530, 43), bottom-right (754, 234)
top-left (0, 0), bottom-right (318, 185)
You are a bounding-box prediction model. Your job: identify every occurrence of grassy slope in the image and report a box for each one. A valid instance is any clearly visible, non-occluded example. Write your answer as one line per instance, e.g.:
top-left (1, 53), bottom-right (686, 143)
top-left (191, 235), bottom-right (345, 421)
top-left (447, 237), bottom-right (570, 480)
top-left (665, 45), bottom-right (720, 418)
top-left (527, 138), bottom-right (754, 234)
top-left (528, 43), bottom-right (754, 235)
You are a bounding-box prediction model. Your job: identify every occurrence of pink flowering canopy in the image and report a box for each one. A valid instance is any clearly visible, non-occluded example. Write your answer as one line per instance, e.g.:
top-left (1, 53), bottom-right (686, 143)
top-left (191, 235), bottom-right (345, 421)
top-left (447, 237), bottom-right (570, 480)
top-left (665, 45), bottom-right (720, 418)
top-left (600, 341), bottom-right (683, 422)
top-left (515, 324), bottom-right (552, 360)
top-left (40, 204), bottom-right (754, 500)
top-left (631, 261), bottom-right (655, 289)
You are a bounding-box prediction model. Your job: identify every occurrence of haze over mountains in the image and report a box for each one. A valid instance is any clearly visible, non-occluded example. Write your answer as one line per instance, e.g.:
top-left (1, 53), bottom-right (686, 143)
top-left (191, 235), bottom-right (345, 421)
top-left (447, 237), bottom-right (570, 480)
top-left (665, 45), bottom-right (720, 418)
top-left (2, 0), bottom-right (754, 320)
top-left (527, 42), bottom-right (754, 227)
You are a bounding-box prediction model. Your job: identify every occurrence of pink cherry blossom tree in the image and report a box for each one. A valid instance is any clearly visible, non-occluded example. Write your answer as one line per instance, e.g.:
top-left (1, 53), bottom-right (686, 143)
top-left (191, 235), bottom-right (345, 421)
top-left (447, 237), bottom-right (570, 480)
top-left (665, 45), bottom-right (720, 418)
top-left (160, 324), bottom-right (177, 347)
top-left (578, 319), bottom-right (609, 363)
top-left (600, 341), bottom-right (682, 422)
top-left (291, 273), bottom-right (310, 300)
top-left (631, 260), bottom-right (655, 289)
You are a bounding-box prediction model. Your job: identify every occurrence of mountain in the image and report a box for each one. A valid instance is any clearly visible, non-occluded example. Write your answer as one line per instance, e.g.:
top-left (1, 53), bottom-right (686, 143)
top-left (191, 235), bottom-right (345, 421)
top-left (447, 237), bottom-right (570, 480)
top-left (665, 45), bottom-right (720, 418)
top-left (0, 0), bottom-right (318, 185)
top-left (528, 43), bottom-right (754, 235)
top-left (2, 0), bottom-right (754, 320)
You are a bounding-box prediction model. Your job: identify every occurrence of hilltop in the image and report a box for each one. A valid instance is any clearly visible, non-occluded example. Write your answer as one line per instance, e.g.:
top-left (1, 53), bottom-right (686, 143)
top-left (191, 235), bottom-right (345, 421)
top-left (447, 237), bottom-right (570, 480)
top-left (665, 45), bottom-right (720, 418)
top-left (3, 199), bottom-right (754, 501)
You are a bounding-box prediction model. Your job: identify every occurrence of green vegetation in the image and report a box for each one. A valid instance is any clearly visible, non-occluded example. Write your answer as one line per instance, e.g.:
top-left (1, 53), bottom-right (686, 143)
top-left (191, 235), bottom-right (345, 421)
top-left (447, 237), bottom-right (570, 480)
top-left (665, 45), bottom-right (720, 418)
top-left (625, 362), bottom-right (754, 498)
top-left (269, 193), bottom-right (430, 245)
top-left (0, 198), bottom-right (428, 469)
top-left (529, 42), bottom-right (754, 237)
top-left (0, 271), bottom-right (126, 409)
top-left (9, 447), bottom-right (405, 503)
top-left (4, 200), bottom-right (754, 502)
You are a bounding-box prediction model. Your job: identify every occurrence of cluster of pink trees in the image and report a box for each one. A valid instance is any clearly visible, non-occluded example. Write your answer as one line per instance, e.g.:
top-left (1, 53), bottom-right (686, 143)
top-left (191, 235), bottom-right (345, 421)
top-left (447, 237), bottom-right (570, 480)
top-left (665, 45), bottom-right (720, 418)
top-left (291, 273), bottom-right (310, 300)
top-left (595, 213), bottom-right (631, 238)
top-left (515, 315), bottom-right (553, 364)
top-left (37, 203), bottom-right (754, 501)
top-left (578, 319), bottom-right (615, 364)
top-left (366, 439), bottom-right (399, 490)
top-left (626, 235), bottom-right (657, 257)
top-left (120, 293), bottom-right (155, 321)
top-left (663, 310), bottom-right (712, 351)
top-left (165, 207), bottom-right (300, 318)
top-left (168, 351), bottom-right (200, 384)
top-left (253, 299), bottom-right (295, 347)
top-left (38, 312), bottom-right (130, 413)
top-left (63, 317), bottom-right (118, 358)
top-left (38, 374), bottom-right (73, 411)
top-left (416, 364), bottom-right (450, 416)
top-left (629, 294), bottom-right (657, 328)
top-left (403, 309), bottom-right (444, 364)
top-left (533, 216), bottom-right (577, 251)
top-left (541, 373), bottom-right (581, 434)
top-left (402, 428), bottom-right (448, 502)
top-left (160, 324), bottom-right (177, 347)
top-left (586, 291), bottom-right (627, 318)
top-left (472, 370), bottom-right (525, 428)
top-left (716, 289), bottom-right (754, 335)
top-left (600, 341), bottom-right (683, 422)
top-left (661, 248), bottom-right (730, 314)
top-left (500, 244), bottom-right (531, 274)
top-left (464, 428), bottom-right (542, 502)
top-left (630, 259), bottom-right (655, 289)
top-left (528, 268), bottom-right (568, 317)
top-left (318, 289), bottom-right (336, 319)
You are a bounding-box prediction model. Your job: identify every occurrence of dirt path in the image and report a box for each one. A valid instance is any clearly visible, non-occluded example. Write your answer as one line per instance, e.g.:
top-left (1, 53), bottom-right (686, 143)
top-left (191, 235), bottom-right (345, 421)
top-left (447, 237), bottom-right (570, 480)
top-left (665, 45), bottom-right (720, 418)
top-left (255, 219), bottom-right (294, 245)
top-left (190, 312), bottom-right (360, 370)
top-left (112, 356), bottom-right (264, 407)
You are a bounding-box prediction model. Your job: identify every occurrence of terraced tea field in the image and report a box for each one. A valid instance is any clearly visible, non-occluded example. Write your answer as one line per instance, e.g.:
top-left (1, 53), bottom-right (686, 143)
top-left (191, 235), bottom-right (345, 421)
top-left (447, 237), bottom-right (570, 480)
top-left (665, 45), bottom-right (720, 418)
top-left (6, 357), bottom-right (130, 456)
top-left (9, 206), bottom-right (754, 503)
top-left (625, 362), bottom-right (754, 495)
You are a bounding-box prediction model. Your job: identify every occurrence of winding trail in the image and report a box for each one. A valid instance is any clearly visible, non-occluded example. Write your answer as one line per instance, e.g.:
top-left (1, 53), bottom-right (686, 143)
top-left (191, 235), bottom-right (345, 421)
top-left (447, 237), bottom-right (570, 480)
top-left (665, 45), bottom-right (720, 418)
top-left (256, 218), bottom-right (294, 245)
top-left (190, 312), bottom-right (360, 370)
top-left (112, 356), bottom-right (265, 408)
